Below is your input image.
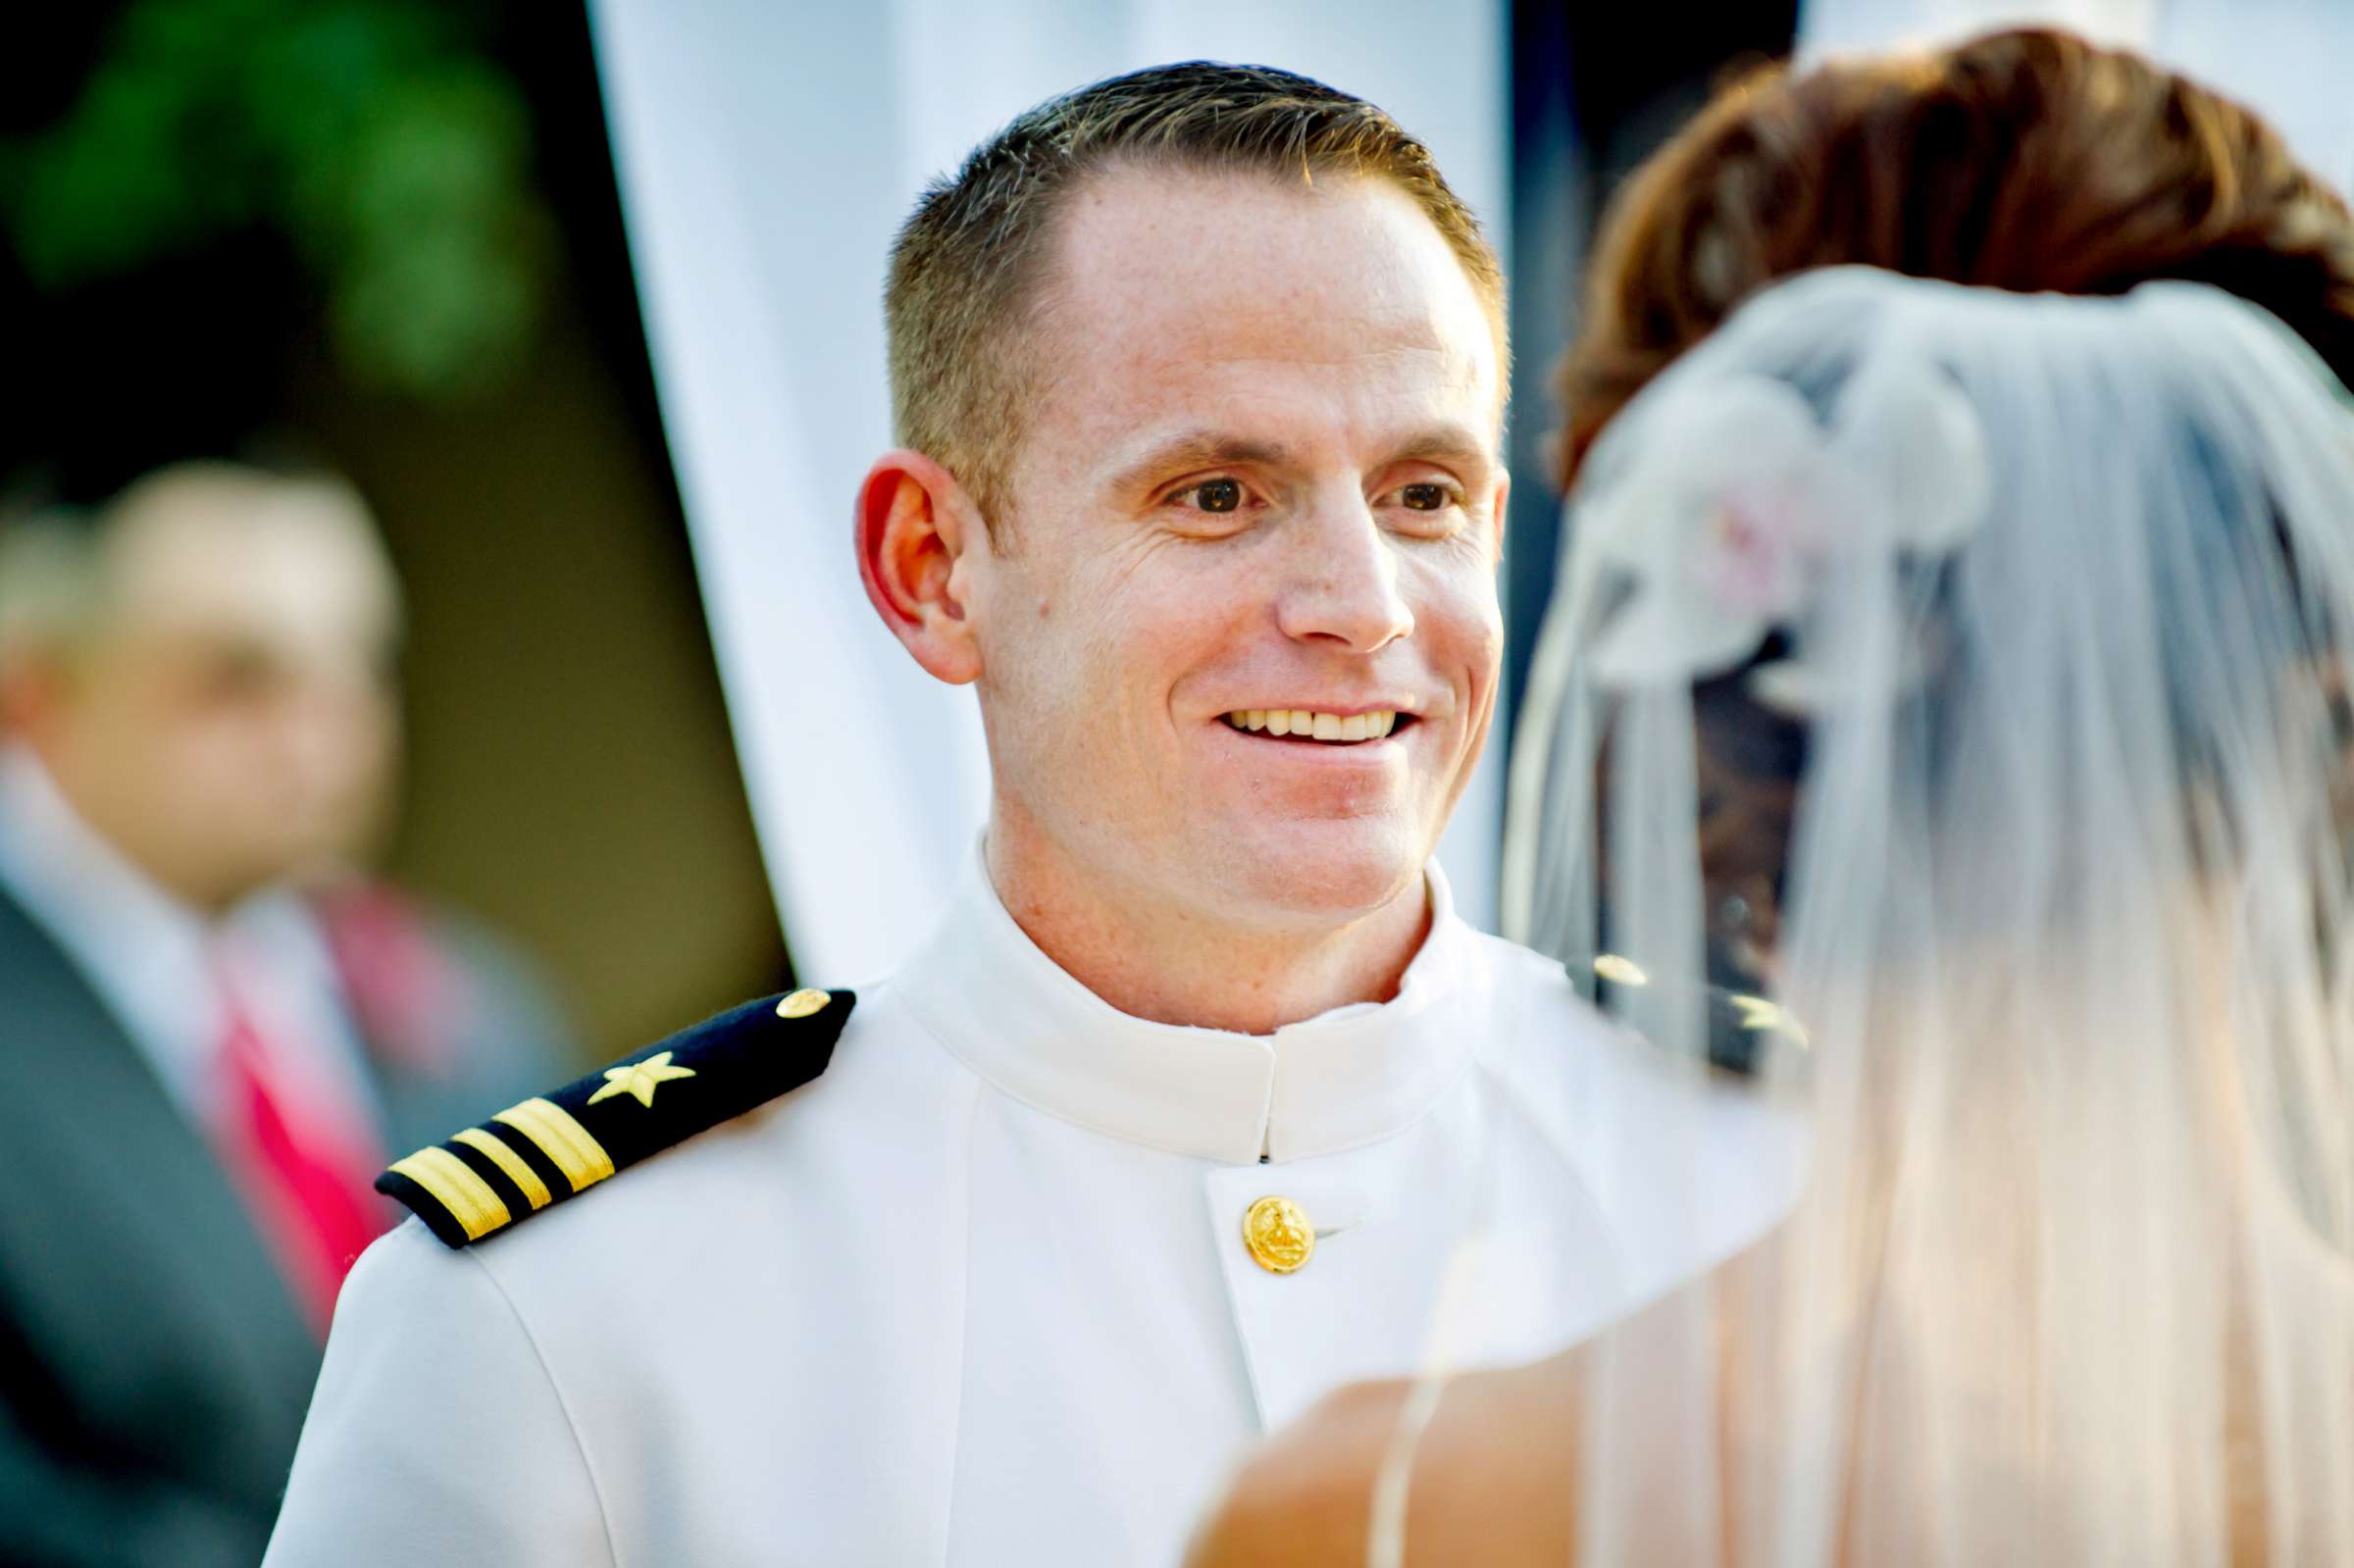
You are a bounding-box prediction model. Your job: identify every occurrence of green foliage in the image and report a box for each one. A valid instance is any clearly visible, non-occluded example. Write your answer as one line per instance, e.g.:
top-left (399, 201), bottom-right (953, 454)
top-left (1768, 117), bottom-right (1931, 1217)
top-left (3, 0), bottom-right (552, 400)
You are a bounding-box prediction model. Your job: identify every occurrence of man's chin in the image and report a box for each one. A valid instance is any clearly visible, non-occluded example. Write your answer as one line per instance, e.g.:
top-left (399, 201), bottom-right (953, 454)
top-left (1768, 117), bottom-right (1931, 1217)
top-left (1204, 826), bottom-right (1428, 927)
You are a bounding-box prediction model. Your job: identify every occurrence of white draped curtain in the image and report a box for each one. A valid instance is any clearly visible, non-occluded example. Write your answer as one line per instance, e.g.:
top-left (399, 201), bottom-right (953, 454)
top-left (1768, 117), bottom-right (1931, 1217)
top-left (589, 0), bottom-right (1508, 983)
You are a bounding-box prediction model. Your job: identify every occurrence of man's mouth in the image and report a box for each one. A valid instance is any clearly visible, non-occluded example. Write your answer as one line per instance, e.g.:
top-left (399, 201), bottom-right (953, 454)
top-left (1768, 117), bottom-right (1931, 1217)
top-left (1220, 709), bottom-right (1409, 743)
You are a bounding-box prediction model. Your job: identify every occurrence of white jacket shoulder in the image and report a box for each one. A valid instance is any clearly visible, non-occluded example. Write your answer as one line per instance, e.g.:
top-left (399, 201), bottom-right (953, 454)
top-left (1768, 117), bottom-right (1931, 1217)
top-left (264, 1220), bottom-right (617, 1567)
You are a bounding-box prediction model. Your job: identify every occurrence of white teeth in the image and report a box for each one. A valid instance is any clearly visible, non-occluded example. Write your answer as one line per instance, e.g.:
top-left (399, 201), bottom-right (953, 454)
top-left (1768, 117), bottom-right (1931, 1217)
top-left (1225, 709), bottom-right (1403, 741)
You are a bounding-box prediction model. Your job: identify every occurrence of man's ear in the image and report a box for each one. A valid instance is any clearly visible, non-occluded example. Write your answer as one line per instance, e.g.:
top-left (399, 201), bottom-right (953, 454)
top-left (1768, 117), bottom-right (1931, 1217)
top-left (855, 449), bottom-right (986, 686)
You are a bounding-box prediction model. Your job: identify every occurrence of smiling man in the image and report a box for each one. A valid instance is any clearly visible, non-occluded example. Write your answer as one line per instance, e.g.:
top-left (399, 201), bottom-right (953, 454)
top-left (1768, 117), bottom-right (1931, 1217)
top-left (263, 64), bottom-right (1791, 1566)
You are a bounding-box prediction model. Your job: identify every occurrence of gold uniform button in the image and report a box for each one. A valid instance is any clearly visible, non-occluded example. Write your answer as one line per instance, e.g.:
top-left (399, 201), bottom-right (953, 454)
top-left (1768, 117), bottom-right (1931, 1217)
top-left (776, 988), bottom-right (832, 1020)
top-left (1592, 953), bottom-right (1649, 987)
top-left (1242, 1194), bottom-right (1314, 1274)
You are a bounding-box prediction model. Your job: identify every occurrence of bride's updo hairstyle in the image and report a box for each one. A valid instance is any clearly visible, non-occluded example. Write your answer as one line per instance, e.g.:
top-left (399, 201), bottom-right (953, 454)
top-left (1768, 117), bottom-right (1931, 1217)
top-left (1559, 26), bottom-right (2354, 488)
top-left (1547, 28), bottom-right (2354, 981)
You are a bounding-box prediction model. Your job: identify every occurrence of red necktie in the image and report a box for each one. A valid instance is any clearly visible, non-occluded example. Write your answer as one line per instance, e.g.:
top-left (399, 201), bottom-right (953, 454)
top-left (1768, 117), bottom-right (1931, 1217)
top-left (212, 978), bottom-right (388, 1336)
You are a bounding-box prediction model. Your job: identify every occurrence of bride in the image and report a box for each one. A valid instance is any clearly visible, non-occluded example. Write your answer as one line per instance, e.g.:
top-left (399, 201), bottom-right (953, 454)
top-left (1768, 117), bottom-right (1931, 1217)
top-left (1190, 31), bottom-right (2354, 1567)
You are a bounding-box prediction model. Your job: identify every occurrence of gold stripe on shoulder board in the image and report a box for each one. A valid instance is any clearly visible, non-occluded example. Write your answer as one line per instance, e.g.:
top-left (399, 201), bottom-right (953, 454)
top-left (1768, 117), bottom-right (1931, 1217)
top-left (493, 1097), bottom-right (616, 1191)
top-left (388, 1146), bottom-right (512, 1241)
top-left (453, 1127), bottom-right (554, 1210)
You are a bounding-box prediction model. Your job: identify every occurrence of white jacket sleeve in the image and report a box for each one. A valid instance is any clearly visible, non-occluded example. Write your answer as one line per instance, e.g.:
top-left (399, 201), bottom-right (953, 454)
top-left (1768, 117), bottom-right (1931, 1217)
top-left (262, 1220), bottom-right (616, 1568)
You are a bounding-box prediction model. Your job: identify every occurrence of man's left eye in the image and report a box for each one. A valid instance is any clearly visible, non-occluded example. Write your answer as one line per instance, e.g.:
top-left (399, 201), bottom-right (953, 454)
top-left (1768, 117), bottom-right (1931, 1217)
top-left (1398, 483), bottom-right (1453, 512)
top-left (1188, 478), bottom-right (1245, 514)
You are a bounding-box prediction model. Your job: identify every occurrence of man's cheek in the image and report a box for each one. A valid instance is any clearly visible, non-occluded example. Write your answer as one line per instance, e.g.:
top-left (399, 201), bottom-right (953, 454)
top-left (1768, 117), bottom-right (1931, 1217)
top-left (1403, 577), bottom-right (1499, 667)
top-left (1447, 572), bottom-right (1508, 665)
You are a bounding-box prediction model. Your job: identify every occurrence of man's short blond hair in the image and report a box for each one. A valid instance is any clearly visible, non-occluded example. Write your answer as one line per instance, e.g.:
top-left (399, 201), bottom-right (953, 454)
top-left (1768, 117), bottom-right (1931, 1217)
top-left (885, 62), bottom-right (1507, 539)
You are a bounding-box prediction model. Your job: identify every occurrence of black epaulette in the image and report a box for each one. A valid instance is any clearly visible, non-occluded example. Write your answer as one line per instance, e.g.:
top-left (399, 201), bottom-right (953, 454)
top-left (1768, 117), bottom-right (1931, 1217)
top-left (378, 987), bottom-right (855, 1248)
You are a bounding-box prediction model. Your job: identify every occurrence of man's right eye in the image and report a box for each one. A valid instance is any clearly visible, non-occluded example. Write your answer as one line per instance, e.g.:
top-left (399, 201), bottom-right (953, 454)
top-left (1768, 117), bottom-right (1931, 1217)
top-left (1182, 478), bottom-right (1244, 514)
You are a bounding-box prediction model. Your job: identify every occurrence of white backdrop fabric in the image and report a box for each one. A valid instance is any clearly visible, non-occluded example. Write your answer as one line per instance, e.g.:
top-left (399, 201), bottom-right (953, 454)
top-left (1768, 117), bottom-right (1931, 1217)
top-left (589, 0), bottom-right (1509, 985)
top-left (1800, 0), bottom-right (2354, 196)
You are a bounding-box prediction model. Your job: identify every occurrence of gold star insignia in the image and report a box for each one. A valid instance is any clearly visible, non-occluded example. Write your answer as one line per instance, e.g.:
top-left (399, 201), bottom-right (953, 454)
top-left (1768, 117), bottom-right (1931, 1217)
top-left (1729, 993), bottom-right (1811, 1048)
top-left (586, 1049), bottom-right (697, 1108)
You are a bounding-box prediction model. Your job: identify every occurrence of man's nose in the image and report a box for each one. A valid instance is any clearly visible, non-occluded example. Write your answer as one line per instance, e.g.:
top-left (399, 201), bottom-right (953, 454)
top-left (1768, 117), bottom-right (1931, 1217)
top-left (1272, 495), bottom-right (1415, 654)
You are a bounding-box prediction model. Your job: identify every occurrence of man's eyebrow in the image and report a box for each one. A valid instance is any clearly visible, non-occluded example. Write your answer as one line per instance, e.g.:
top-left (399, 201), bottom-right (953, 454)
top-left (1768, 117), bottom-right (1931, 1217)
top-left (1384, 426), bottom-right (1499, 474)
top-left (1105, 426), bottom-right (1499, 495)
top-left (1108, 433), bottom-right (1292, 495)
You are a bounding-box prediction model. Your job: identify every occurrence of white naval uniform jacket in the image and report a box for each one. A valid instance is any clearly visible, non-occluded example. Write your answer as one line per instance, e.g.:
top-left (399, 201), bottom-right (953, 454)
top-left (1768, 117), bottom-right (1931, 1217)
top-left (263, 857), bottom-right (1800, 1566)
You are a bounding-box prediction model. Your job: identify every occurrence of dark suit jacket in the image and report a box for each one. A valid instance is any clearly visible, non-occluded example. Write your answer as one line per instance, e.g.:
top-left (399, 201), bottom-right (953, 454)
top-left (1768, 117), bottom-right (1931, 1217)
top-left (0, 882), bottom-right (573, 1567)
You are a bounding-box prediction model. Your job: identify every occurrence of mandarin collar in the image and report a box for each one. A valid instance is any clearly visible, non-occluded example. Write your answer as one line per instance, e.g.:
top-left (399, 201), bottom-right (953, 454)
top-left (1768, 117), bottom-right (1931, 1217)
top-left (894, 844), bottom-right (1479, 1164)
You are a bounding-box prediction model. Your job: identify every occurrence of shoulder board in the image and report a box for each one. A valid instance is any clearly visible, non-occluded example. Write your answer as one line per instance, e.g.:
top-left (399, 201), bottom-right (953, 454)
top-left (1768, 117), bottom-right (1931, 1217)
top-left (378, 986), bottom-right (855, 1248)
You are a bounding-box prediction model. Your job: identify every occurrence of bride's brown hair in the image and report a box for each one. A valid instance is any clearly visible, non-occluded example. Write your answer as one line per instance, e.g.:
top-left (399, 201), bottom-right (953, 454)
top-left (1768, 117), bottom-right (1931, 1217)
top-left (1562, 27), bottom-right (2354, 986)
top-left (1557, 26), bottom-right (2354, 491)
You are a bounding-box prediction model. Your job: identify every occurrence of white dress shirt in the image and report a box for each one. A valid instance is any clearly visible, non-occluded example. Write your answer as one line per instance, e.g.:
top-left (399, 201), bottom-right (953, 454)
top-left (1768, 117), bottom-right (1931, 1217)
top-left (264, 849), bottom-right (1799, 1566)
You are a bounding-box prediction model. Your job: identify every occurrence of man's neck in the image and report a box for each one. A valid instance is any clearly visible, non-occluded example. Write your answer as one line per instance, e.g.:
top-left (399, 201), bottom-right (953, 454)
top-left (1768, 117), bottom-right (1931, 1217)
top-left (983, 816), bottom-right (1433, 1037)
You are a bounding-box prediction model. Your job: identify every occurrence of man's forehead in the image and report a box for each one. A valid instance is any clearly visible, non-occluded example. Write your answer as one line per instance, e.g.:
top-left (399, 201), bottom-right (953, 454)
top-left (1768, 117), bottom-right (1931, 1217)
top-left (1056, 165), bottom-right (1486, 314)
top-left (109, 503), bottom-right (399, 657)
top-left (1030, 166), bottom-right (1503, 459)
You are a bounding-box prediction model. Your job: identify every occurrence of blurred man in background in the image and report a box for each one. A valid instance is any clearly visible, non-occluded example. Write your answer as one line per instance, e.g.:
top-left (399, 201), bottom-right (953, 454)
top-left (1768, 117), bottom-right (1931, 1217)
top-left (0, 462), bottom-right (573, 1567)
